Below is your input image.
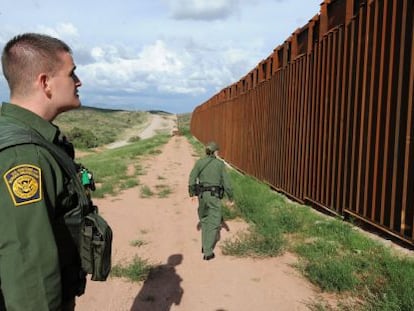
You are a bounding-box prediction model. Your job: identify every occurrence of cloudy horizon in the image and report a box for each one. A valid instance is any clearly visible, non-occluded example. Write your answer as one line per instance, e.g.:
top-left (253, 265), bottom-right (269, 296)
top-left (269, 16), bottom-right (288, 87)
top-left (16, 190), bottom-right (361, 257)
top-left (0, 0), bottom-right (321, 113)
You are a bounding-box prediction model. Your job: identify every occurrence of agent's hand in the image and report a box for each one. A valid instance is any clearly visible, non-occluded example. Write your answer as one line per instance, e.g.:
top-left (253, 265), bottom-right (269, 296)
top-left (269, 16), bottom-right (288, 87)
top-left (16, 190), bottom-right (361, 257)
top-left (228, 201), bottom-right (235, 207)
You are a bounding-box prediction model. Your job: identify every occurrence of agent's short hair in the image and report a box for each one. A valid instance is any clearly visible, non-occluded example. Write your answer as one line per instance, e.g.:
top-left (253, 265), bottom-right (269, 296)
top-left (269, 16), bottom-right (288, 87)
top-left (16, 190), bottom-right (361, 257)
top-left (1, 33), bottom-right (72, 97)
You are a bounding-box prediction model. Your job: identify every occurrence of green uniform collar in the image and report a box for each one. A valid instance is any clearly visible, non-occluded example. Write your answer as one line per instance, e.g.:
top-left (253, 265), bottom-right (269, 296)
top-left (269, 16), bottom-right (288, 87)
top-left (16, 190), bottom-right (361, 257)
top-left (0, 102), bottom-right (59, 142)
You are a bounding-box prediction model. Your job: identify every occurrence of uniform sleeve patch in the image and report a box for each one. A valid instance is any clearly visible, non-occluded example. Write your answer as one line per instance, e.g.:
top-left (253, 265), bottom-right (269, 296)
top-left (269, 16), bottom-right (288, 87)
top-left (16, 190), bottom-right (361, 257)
top-left (3, 165), bottom-right (42, 206)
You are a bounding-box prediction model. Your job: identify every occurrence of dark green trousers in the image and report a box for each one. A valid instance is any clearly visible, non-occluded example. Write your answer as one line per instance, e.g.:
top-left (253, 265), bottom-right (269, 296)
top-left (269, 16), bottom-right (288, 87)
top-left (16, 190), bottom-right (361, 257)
top-left (198, 192), bottom-right (222, 257)
top-left (62, 297), bottom-right (76, 311)
top-left (0, 289), bottom-right (5, 311)
top-left (0, 292), bottom-right (75, 311)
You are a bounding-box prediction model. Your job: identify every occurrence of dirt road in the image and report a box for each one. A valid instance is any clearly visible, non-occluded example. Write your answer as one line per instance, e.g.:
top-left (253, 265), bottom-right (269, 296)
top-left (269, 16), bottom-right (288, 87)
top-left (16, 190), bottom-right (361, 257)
top-left (76, 135), bottom-right (322, 311)
top-left (106, 113), bottom-right (177, 149)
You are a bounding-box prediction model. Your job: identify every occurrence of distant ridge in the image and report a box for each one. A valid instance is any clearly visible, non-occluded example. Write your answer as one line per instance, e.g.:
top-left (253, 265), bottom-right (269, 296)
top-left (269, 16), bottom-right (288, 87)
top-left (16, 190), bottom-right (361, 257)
top-left (78, 105), bottom-right (127, 113)
top-left (1, 103), bottom-right (175, 115)
top-left (147, 110), bottom-right (173, 115)
top-left (80, 106), bottom-right (173, 115)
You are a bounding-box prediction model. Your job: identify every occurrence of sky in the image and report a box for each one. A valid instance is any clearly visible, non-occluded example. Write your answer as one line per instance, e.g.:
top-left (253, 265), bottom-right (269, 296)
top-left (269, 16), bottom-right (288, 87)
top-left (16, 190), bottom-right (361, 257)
top-left (0, 0), bottom-right (321, 113)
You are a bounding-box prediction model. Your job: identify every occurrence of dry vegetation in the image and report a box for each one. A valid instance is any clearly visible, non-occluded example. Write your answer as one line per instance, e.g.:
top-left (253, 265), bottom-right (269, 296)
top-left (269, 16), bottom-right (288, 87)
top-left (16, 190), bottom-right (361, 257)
top-left (54, 106), bottom-right (149, 147)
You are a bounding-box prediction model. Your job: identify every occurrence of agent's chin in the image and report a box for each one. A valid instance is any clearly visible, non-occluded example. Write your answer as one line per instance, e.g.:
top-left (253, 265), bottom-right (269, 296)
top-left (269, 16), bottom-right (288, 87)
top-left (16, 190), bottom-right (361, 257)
top-left (73, 99), bottom-right (81, 108)
top-left (60, 101), bottom-right (81, 113)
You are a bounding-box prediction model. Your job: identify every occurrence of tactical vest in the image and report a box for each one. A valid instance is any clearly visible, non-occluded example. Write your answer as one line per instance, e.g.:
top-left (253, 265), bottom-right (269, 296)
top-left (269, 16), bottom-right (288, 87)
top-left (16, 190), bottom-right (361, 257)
top-left (0, 122), bottom-right (112, 282)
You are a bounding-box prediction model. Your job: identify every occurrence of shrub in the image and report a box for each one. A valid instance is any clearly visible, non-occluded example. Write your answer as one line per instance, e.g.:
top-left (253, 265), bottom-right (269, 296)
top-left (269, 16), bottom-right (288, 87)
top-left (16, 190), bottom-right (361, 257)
top-left (111, 256), bottom-right (152, 282)
top-left (68, 127), bottom-right (98, 149)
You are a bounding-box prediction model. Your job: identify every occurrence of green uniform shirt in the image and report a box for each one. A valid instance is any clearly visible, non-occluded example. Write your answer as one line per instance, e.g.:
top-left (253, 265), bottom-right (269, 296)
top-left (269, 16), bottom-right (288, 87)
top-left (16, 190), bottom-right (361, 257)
top-left (188, 155), bottom-right (233, 200)
top-left (0, 103), bottom-right (85, 310)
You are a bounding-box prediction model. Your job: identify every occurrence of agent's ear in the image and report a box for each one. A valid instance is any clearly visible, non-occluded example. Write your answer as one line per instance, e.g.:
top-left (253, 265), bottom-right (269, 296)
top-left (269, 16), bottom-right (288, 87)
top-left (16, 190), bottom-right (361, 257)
top-left (38, 73), bottom-right (52, 97)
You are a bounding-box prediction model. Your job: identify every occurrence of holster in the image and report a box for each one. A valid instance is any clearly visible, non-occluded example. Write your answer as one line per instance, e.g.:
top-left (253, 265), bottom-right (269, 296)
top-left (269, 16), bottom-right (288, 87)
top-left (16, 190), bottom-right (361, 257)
top-left (195, 184), bottom-right (202, 196)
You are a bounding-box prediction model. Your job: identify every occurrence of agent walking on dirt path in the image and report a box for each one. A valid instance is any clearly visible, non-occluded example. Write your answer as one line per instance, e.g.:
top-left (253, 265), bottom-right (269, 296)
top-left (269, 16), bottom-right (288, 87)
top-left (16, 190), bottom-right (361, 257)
top-left (188, 141), bottom-right (233, 261)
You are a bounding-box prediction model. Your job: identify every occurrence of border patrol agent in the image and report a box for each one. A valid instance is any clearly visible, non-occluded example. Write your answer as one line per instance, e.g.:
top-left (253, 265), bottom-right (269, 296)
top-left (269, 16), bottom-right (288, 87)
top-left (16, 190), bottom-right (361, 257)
top-left (188, 141), bottom-right (233, 260)
top-left (0, 33), bottom-right (87, 310)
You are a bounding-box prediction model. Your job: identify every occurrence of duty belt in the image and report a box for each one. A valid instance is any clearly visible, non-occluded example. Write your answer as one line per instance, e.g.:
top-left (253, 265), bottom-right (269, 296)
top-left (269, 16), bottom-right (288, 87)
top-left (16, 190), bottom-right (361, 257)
top-left (200, 185), bottom-right (221, 192)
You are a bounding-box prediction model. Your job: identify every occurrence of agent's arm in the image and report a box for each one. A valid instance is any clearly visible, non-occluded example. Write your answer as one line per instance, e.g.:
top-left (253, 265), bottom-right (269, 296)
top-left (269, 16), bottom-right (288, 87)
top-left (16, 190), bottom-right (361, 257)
top-left (221, 163), bottom-right (233, 201)
top-left (0, 145), bottom-right (62, 310)
top-left (188, 160), bottom-right (201, 197)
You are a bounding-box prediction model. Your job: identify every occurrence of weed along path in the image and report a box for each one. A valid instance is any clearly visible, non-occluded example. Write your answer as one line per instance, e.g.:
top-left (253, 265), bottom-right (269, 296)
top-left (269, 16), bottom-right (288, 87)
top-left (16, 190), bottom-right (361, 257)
top-left (76, 135), bottom-right (323, 311)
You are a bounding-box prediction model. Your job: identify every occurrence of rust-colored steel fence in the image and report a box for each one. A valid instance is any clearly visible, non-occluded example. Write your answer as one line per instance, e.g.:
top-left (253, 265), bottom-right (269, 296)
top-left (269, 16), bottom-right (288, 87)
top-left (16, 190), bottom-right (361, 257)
top-left (190, 0), bottom-right (414, 244)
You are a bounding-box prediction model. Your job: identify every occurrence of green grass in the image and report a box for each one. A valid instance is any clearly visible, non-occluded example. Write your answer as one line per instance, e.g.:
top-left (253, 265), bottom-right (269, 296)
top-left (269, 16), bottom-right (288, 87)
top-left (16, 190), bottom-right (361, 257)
top-left (120, 178), bottom-right (139, 190)
top-left (221, 201), bottom-right (241, 221)
top-left (219, 167), bottom-right (414, 310)
top-left (148, 149), bottom-right (162, 155)
top-left (177, 113), bottom-right (204, 156)
top-left (134, 163), bottom-right (145, 176)
top-left (79, 134), bottom-right (169, 197)
top-left (140, 185), bottom-right (154, 198)
top-left (129, 239), bottom-right (147, 247)
top-left (128, 136), bottom-right (141, 143)
top-left (139, 184), bottom-right (173, 198)
top-left (221, 171), bottom-right (286, 257)
top-left (111, 256), bottom-right (152, 282)
top-left (222, 229), bottom-right (284, 257)
top-left (177, 113), bottom-right (191, 136)
top-left (155, 184), bottom-right (172, 198)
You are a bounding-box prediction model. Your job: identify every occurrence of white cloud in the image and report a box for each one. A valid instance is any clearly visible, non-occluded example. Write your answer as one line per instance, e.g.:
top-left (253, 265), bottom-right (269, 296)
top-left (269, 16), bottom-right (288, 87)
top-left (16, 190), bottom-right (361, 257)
top-left (78, 40), bottom-right (185, 93)
top-left (167, 0), bottom-right (239, 20)
top-left (0, 0), bottom-right (322, 112)
top-left (158, 84), bottom-right (205, 95)
top-left (36, 22), bottom-right (79, 39)
top-left (56, 23), bottom-right (79, 37)
top-left (77, 37), bottom-right (258, 101)
top-left (138, 40), bottom-right (184, 73)
top-left (91, 47), bottom-right (105, 60)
